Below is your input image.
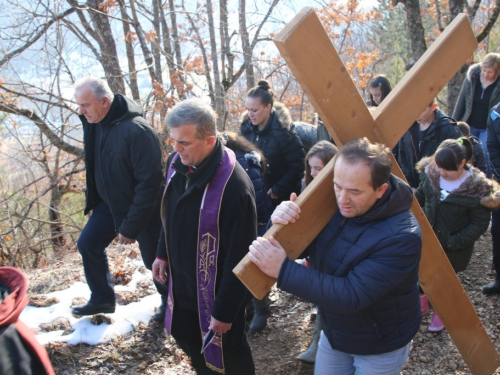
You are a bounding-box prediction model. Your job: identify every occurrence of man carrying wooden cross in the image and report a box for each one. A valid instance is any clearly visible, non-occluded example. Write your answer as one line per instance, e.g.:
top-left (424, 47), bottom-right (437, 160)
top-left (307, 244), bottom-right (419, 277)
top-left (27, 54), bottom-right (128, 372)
top-left (249, 137), bottom-right (422, 374)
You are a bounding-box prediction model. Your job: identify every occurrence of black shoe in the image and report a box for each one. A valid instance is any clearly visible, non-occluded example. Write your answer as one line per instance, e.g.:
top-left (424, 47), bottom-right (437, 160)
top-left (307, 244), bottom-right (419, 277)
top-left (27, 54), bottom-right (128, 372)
top-left (72, 301), bottom-right (115, 316)
top-left (248, 308), bottom-right (270, 335)
top-left (483, 279), bottom-right (500, 295)
top-left (153, 302), bottom-right (167, 322)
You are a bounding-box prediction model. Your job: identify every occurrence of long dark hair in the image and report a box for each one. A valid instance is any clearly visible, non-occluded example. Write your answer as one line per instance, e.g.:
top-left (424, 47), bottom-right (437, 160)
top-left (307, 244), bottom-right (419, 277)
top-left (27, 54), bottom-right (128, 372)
top-left (368, 74), bottom-right (392, 107)
top-left (305, 141), bottom-right (338, 186)
top-left (247, 80), bottom-right (274, 107)
top-left (219, 131), bottom-right (267, 174)
top-left (434, 137), bottom-right (474, 171)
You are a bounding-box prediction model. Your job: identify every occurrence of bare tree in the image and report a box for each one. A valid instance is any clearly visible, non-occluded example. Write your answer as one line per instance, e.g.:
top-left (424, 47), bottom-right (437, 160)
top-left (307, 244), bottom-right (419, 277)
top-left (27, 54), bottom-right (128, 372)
top-left (0, 0), bottom-right (302, 266)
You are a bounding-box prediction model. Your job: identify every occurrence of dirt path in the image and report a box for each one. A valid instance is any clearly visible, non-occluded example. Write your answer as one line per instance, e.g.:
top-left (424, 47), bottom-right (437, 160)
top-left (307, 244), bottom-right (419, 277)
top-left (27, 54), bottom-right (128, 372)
top-left (24, 231), bottom-right (500, 374)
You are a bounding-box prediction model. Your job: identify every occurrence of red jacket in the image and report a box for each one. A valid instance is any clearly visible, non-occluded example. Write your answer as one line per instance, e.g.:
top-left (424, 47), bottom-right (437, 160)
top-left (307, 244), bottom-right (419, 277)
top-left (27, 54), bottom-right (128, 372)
top-left (0, 267), bottom-right (55, 375)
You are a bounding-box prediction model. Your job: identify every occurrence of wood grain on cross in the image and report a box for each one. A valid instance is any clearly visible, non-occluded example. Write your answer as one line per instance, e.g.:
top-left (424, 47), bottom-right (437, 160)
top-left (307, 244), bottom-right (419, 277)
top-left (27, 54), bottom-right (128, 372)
top-left (233, 8), bottom-right (500, 375)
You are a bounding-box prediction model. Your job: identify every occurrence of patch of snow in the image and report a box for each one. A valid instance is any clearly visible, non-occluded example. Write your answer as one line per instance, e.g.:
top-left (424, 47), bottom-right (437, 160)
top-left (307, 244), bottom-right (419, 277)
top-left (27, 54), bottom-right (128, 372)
top-left (20, 264), bottom-right (161, 346)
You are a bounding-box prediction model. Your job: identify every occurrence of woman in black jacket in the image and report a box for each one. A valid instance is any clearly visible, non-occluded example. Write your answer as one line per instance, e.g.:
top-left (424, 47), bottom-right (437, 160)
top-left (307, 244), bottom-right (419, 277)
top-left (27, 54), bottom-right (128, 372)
top-left (240, 80), bottom-right (305, 335)
top-left (240, 80), bottom-right (305, 209)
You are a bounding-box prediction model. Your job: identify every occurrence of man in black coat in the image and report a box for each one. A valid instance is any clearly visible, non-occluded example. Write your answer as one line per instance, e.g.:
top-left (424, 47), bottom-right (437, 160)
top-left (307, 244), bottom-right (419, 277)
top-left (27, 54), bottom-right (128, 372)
top-left (153, 99), bottom-right (257, 374)
top-left (72, 76), bottom-right (168, 319)
top-left (398, 101), bottom-right (462, 188)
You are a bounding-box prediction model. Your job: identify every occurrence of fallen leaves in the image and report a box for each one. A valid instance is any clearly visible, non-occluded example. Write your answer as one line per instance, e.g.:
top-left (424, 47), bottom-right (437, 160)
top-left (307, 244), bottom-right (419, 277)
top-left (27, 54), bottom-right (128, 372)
top-left (29, 295), bottom-right (59, 307)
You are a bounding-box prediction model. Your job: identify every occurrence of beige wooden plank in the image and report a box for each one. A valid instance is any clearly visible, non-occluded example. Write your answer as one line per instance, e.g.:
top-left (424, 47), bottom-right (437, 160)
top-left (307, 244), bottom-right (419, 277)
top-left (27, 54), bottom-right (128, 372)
top-left (373, 13), bottom-right (478, 149)
top-left (273, 7), bottom-right (378, 147)
top-left (234, 157), bottom-right (336, 300)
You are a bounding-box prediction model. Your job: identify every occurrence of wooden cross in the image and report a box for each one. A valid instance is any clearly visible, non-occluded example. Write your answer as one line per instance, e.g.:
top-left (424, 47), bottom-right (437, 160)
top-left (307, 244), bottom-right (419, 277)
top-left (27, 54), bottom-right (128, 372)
top-left (234, 7), bottom-right (500, 375)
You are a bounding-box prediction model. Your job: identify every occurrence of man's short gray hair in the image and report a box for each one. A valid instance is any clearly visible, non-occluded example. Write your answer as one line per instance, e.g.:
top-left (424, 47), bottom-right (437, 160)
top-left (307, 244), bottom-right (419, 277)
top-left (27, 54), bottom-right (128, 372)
top-left (74, 76), bottom-right (114, 101)
top-left (166, 99), bottom-right (217, 139)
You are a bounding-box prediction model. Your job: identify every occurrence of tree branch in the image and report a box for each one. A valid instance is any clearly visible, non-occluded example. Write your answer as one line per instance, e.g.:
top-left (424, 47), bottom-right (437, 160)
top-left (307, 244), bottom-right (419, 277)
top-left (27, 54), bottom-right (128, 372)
top-left (0, 103), bottom-right (83, 157)
top-left (0, 83), bottom-right (75, 112)
top-left (434, 0), bottom-right (445, 32)
top-left (0, 7), bottom-right (76, 67)
top-left (250, 0), bottom-right (280, 50)
top-left (468, 0), bottom-right (482, 19)
top-left (476, 2), bottom-right (500, 43)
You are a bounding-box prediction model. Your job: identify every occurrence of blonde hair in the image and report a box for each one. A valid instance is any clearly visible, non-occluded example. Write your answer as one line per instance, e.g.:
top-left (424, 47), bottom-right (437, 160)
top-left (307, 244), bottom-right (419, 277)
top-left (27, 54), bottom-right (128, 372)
top-left (481, 53), bottom-right (500, 79)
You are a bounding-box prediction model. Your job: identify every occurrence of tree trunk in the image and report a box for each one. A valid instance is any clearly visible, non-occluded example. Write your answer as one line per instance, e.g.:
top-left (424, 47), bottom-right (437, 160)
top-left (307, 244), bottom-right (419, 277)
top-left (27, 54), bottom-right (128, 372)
top-left (86, 0), bottom-right (125, 93)
top-left (447, 0), bottom-right (467, 115)
top-left (159, 3), bottom-right (179, 97)
top-left (447, 64), bottom-right (468, 115)
top-left (184, 9), bottom-right (216, 107)
top-left (400, 0), bottom-right (427, 63)
top-left (128, 0), bottom-right (157, 83)
top-left (168, 0), bottom-right (184, 69)
top-left (220, 0), bottom-right (234, 89)
top-left (167, 0), bottom-right (186, 99)
top-left (152, 0), bottom-right (163, 85)
top-left (49, 187), bottom-right (65, 249)
top-left (159, 4), bottom-right (175, 72)
top-left (239, 0), bottom-right (255, 89)
top-left (206, 0), bottom-right (225, 129)
top-left (120, 4), bottom-right (140, 100)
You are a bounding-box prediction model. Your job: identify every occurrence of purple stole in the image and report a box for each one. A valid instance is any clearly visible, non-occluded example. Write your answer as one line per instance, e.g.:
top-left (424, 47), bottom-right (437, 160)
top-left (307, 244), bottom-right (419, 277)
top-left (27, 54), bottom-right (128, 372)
top-left (163, 147), bottom-right (236, 374)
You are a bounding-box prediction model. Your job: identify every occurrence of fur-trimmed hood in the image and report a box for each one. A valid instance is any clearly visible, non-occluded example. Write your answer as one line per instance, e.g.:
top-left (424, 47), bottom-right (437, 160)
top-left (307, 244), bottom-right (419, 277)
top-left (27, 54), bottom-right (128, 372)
top-left (416, 156), bottom-right (500, 209)
top-left (466, 63), bottom-right (481, 82)
top-left (240, 101), bottom-right (293, 130)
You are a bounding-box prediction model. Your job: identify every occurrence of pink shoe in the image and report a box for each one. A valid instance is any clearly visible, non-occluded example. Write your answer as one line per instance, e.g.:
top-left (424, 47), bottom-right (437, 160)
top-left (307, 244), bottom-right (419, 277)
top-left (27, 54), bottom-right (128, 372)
top-left (428, 312), bottom-right (444, 332)
top-left (420, 293), bottom-right (429, 316)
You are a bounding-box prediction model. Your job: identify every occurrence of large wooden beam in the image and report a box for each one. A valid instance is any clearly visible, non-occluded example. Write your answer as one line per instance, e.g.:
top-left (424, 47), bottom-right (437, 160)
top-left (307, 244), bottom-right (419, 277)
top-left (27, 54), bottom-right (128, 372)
top-left (270, 7), bottom-right (378, 146)
top-left (233, 157), bottom-right (336, 296)
top-left (233, 7), bottom-right (500, 375)
top-left (373, 13), bottom-right (478, 148)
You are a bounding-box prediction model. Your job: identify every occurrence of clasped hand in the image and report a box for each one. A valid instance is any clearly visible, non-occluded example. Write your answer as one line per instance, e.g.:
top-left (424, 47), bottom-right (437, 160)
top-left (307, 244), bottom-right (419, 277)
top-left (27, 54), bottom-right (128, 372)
top-left (248, 193), bottom-right (301, 278)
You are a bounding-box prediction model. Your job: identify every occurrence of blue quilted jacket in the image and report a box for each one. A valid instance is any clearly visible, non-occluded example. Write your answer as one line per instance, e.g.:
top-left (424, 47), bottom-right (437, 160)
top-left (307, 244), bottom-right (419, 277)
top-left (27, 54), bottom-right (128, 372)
top-left (277, 175), bottom-right (422, 355)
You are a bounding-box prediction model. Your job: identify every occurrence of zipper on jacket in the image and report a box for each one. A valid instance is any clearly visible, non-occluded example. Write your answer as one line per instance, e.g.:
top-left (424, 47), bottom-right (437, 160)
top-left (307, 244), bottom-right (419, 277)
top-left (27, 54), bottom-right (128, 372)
top-left (319, 217), bottom-right (347, 274)
top-left (98, 124), bottom-right (118, 233)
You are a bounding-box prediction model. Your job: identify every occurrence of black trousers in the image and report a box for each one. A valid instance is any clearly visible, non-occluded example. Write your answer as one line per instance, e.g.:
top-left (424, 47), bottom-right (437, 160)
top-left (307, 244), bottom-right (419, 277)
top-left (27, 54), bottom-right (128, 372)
top-left (77, 201), bottom-right (168, 304)
top-left (170, 305), bottom-right (255, 375)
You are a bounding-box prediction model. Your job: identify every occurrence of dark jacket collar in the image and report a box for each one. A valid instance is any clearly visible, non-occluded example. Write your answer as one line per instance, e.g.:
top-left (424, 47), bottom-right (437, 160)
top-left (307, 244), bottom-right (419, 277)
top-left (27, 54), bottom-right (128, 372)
top-left (240, 102), bottom-right (293, 134)
top-left (79, 93), bottom-right (144, 128)
top-left (173, 139), bottom-right (223, 189)
top-left (100, 93), bottom-right (143, 126)
top-left (409, 108), bottom-right (455, 139)
top-left (251, 111), bottom-right (275, 136)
